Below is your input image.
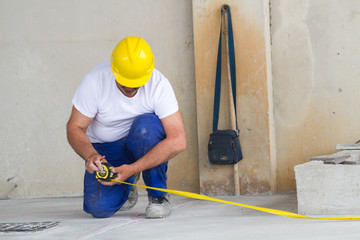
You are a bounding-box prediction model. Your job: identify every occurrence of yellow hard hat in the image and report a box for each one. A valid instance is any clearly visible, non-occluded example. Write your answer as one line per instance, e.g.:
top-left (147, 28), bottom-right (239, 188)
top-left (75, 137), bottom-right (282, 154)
top-left (111, 36), bottom-right (155, 88)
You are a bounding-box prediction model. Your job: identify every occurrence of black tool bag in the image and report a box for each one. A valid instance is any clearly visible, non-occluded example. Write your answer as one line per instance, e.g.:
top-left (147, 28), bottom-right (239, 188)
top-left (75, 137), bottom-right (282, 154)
top-left (208, 130), bottom-right (242, 165)
top-left (208, 4), bottom-right (243, 165)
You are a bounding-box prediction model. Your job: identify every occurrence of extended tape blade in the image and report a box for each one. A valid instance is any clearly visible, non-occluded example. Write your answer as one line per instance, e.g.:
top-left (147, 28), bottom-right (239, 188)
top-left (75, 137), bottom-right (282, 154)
top-left (111, 179), bottom-right (360, 220)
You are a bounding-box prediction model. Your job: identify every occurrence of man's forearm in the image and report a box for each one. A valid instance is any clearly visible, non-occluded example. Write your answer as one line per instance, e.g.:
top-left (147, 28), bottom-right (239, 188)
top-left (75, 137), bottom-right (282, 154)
top-left (130, 136), bottom-right (186, 175)
top-left (129, 110), bottom-right (186, 176)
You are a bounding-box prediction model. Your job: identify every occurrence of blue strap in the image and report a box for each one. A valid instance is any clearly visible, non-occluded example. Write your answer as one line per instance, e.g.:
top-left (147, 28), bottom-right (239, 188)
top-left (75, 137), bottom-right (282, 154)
top-left (213, 22), bottom-right (222, 131)
top-left (213, 4), bottom-right (239, 132)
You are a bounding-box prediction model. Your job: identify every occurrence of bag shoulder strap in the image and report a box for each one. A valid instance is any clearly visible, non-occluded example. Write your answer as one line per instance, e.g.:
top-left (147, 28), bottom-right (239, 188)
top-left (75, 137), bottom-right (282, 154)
top-left (212, 4), bottom-right (239, 132)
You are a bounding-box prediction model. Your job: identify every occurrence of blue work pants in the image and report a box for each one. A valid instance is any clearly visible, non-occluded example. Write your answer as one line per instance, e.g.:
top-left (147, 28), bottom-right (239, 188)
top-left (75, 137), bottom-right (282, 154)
top-left (83, 113), bottom-right (168, 218)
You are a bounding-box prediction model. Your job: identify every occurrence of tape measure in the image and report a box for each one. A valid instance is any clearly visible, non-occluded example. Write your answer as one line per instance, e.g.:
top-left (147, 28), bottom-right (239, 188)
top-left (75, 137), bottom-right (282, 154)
top-left (95, 162), bottom-right (360, 220)
top-left (109, 179), bottom-right (360, 221)
top-left (95, 162), bottom-right (115, 181)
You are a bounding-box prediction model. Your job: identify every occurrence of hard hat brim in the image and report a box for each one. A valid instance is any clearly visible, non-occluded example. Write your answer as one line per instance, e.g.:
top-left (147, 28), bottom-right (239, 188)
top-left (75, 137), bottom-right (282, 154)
top-left (112, 65), bottom-right (154, 88)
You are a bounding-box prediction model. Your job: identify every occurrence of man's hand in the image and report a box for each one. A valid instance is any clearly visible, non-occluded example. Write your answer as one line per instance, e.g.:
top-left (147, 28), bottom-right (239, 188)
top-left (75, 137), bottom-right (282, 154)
top-left (99, 164), bottom-right (135, 186)
top-left (85, 154), bottom-right (104, 173)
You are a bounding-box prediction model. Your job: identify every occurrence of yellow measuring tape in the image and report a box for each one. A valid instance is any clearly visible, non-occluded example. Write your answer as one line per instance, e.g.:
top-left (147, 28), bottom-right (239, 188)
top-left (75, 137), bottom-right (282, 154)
top-left (111, 179), bottom-right (360, 221)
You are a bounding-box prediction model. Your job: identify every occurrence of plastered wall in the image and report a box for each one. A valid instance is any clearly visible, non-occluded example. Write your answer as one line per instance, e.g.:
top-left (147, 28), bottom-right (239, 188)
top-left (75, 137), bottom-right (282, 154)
top-left (0, 0), bottom-right (198, 198)
top-left (2, 0), bottom-right (359, 198)
top-left (271, 0), bottom-right (360, 192)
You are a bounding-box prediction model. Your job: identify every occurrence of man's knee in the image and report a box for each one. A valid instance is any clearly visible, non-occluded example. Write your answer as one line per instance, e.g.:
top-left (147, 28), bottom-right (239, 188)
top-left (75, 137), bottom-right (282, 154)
top-left (90, 210), bottom-right (116, 218)
top-left (126, 113), bottom-right (165, 160)
top-left (131, 113), bottom-right (164, 139)
top-left (85, 205), bottom-right (117, 218)
top-left (133, 113), bottom-right (161, 128)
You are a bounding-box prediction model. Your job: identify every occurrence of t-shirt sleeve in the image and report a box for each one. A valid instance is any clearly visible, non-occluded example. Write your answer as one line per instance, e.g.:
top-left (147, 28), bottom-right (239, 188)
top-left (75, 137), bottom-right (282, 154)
top-left (72, 74), bottom-right (98, 118)
top-left (154, 77), bottom-right (179, 119)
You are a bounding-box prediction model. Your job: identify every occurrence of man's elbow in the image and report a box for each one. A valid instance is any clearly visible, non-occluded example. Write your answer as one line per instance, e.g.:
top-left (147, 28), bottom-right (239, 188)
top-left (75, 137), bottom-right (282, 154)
top-left (66, 121), bottom-right (84, 143)
top-left (66, 122), bottom-right (75, 144)
top-left (66, 121), bottom-right (75, 138)
top-left (175, 136), bottom-right (186, 154)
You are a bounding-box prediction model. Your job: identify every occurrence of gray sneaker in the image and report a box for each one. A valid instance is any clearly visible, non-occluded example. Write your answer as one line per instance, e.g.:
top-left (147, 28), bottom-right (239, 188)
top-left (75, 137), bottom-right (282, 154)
top-left (145, 193), bottom-right (171, 219)
top-left (119, 173), bottom-right (140, 211)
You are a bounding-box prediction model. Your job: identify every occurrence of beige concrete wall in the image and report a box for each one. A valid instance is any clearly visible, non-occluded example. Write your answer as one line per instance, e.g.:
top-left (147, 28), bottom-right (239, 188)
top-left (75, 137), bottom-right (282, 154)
top-left (193, 0), bottom-right (274, 195)
top-left (3, 0), bottom-right (358, 198)
top-left (271, 0), bottom-right (360, 192)
top-left (0, 0), bottom-right (198, 198)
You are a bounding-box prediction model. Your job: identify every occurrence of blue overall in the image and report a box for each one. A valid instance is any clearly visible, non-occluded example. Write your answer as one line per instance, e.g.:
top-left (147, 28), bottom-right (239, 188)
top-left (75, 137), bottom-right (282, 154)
top-left (83, 113), bottom-right (168, 218)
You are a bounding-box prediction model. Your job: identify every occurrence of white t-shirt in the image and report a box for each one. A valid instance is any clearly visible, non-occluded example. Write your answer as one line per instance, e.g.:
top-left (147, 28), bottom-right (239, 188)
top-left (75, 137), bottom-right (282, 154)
top-left (72, 60), bottom-right (179, 143)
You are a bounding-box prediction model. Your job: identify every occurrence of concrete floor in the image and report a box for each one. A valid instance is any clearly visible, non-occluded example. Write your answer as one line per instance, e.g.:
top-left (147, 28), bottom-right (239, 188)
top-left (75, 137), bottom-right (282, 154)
top-left (1, 192), bottom-right (360, 240)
